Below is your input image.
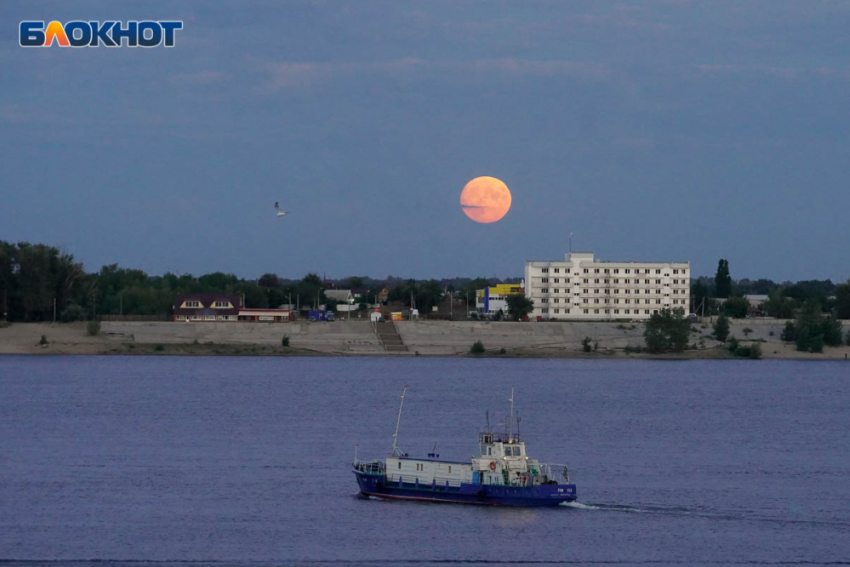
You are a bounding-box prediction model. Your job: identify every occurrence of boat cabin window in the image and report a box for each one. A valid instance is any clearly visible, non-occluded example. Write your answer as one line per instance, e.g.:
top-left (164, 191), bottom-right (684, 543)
top-left (398, 462), bottom-right (401, 469)
top-left (512, 447), bottom-right (521, 456)
top-left (448, 466), bottom-right (452, 473)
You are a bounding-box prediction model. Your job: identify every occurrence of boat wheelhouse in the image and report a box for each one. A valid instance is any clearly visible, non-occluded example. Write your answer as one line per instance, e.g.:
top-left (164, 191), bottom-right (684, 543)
top-left (352, 387), bottom-right (577, 507)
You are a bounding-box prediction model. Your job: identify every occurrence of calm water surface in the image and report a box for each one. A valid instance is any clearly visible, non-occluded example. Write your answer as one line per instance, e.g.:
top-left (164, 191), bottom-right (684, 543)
top-left (1, 356), bottom-right (849, 566)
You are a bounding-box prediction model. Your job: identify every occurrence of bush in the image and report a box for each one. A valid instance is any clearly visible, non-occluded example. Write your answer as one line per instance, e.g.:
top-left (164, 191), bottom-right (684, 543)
top-left (0, 320), bottom-right (10, 329)
top-left (644, 309), bottom-right (690, 353)
top-left (593, 341), bottom-right (599, 352)
top-left (847, 329), bottom-right (850, 346)
top-left (470, 340), bottom-right (485, 355)
top-left (498, 347), bottom-right (507, 355)
top-left (808, 334), bottom-right (824, 353)
top-left (60, 303), bottom-right (86, 323)
top-left (582, 337), bottom-right (593, 353)
top-left (39, 334), bottom-right (48, 345)
top-left (154, 344), bottom-right (164, 352)
top-left (781, 321), bottom-right (797, 342)
top-left (732, 343), bottom-right (762, 359)
top-left (624, 345), bottom-right (643, 353)
top-left (727, 336), bottom-right (739, 353)
top-left (742, 327), bottom-right (753, 338)
top-left (713, 315), bottom-right (730, 342)
top-left (86, 320), bottom-right (101, 336)
top-left (282, 334), bottom-right (290, 347)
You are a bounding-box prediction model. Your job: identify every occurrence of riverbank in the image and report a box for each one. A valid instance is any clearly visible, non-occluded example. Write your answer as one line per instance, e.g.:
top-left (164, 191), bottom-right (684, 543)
top-left (1, 320), bottom-right (848, 359)
top-left (3, 319), bottom-right (849, 360)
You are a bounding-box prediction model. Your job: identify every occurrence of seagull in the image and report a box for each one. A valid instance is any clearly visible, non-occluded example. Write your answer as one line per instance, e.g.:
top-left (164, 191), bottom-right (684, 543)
top-left (274, 201), bottom-right (288, 217)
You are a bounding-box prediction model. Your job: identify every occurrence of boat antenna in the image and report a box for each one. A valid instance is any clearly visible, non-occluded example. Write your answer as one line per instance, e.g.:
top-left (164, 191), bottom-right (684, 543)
top-left (391, 384), bottom-right (410, 457)
top-left (485, 410), bottom-right (491, 433)
top-left (508, 387), bottom-right (515, 442)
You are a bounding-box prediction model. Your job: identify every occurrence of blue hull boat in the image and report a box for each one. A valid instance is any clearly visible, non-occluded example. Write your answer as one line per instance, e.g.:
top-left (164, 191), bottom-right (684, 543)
top-left (353, 386), bottom-right (578, 507)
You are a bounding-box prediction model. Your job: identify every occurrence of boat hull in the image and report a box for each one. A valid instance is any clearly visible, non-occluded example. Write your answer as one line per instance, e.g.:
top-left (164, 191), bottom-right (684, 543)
top-left (354, 470), bottom-right (577, 507)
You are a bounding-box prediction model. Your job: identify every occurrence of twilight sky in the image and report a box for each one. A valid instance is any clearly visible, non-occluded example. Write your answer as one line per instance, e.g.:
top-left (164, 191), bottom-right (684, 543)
top-left (2, 1), bottom-right (849, 282)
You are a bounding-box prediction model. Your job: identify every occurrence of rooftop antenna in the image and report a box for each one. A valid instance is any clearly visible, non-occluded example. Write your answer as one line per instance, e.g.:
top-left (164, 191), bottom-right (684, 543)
top-left (508, 388), bottom-right (515, 442)
top-left (391, 384), bottom-right (410, 457)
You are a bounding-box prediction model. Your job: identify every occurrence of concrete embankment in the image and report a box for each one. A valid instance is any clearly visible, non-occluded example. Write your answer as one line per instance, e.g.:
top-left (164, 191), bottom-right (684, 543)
top-left (0, 319), bottom-right (848, 359)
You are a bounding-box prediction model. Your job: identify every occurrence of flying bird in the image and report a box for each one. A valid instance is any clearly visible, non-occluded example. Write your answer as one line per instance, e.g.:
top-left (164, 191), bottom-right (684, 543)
top-left (274, 202), bottom-right (288, 217)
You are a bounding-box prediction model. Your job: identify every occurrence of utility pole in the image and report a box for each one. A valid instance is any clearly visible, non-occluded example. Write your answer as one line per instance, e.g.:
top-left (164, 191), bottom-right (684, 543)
top-left (53, 298), bottom-right (56, 323)
top-left (3, 288), bottom-right (7, 322)
top-left (120, 293), bottom-right (123, 316)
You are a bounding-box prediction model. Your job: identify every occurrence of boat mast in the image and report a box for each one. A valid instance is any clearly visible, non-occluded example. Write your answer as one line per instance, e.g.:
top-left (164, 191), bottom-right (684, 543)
top-left (391, 384), bottom-right (410, 457)
top-left (508, 387), bottom-right (515, 442)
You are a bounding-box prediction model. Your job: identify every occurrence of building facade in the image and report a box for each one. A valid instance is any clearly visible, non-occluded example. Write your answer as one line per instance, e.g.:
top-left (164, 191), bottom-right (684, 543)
top-left (173, 294), bottom-right (241, 322)
top-left (475, 283), bottom-right (525, 316)
top-left (524, 252), bottom-right (690, 320)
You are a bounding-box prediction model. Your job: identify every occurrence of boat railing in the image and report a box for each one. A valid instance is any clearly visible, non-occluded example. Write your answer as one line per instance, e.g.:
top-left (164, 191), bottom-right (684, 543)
top-left (538, 463), bottom-right (571, 483)
top-left (353, 460), bottom-right (385, 475)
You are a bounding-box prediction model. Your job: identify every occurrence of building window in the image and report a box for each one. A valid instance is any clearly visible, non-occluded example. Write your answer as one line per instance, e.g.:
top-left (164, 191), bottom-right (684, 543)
top-left (594, 269), bottom-right (600, 274)
top-left (583, 279), bottom-right (588, 284)
top-left (604, 269), bottom-right (609, 274)
top-left (614, 269), bottom-right (619, 274)
top-left (614, 299), bottom-right (619, 304)
top-left (605, 309), bottom-right (610, 314)
top-left (554, 298), bottom-right (559, 303)
top-left (656, 269), bottom-right (661, 274)
top-left (583, 299), bottom-right (588, 304)
top-left (184, 300), bottom-right (201, 308)
top-left (554, 308), bottom-right (560, 314)
top-left (625, 299), bottom-right (630, 304)
top-left (614, 279), bottom-right (619, 284)
top-left (542, 288), bottom-right (549, 293)
top-left (614, 309), bottom-right (619, 314)
top-left (542, 298), bottom-right (549, 303)
top-left (594, 309), bottom-right (599, 314)
top-left (624, 309), bottom-right (630, 314)
top-left (583, 269), bottom-right (589, 274)
top-left (542, 308), bottom-right (549, 314)
top-left (625, 269), bottom-right (631, 274)
top-left (583, 309), bottom-right (589, 314)
top-left (542, 268), bottom-right (549, 273)
top-left (213, 300), bottom-right (230, 308)
top-left (594, 298), bottom-right (599, 304)
top-left (542, 278), bottom-right (549, 283)
top-left (554, 268), bottom-right (560, 273)
top-left (554, 278), bottom-right (560, 283)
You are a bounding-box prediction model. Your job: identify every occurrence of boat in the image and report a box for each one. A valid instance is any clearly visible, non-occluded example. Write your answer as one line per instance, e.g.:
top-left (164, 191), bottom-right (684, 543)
top-left (352, 386), bottom-right (577, 506)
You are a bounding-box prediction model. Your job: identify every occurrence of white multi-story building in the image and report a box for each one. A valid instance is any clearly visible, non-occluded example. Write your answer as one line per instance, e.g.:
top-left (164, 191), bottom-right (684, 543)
top-left (524, 252), bottom-right (690, 320)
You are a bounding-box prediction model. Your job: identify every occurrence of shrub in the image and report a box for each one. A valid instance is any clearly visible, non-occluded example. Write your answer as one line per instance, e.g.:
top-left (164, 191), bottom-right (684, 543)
top-left (727, 336), bottom-right (739, 353)
top-left (582, 337), bottom-right (593, 353)
top-left (593, 341), bottom-right (599, 352)
top-left (0, 320), bottom-right (10, 329)
top-left (39, 334), bottom-right (48, 345)
top-left (624, 345), bottom-right (643, 353)
top-left (769, 330), bottom-right (774, 337)
top-left (732, 343), bottom-right (762, 359)
top-left (60, 303), bottom-right (86, 323)
top-left (86, 320), bottom-right (101, 336)
top-left (644, 309), bottom-right (690, 353)
top-left (847, 329), bottom-right (850, 346)
top-left (282, 334), bottom-right (290, 347)
top-left (713, 315), bottom-right (730, 342)
top-left (781, 321), bottom-right (797, 342)
top-left (808, 334), bottom-right (824, 353)
top-left (742, 327), bottom-right (753, 338)
top-left (616, 324), bottom-right (627, 330)
top-left (154, 344), bottom-right (164, 352)
top-left (498, 347), bottom-right (507, 355)
top-left (470, 340), bottom-right (485, 355)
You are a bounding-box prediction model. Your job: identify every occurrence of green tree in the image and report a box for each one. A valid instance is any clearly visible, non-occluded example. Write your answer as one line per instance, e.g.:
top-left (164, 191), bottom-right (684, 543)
top-left (714, 259), bottom-right (732, 299)
top-left (723, 296), bottom-right (749, 318)
top-left (644, 308), bottom-right (690, 353)
top-left (506, 294), bottom-right (534, 320)
top-left (821, 315), bottom-right (844, 347)
top-left (836, 281), bottom-right (850, 320)
top-left (469, 340), bottom-right (485, 355)
top-left (763, 288), bottom-right (796, 319)
top-left (298, 273), bottom-right (324, 308)
top-left (794, 299), bottom-right (833, 352)
top-left (781, 321), bottom-right (797, 342)
top-left (691, 280), bottom-right (711, 315)
top-left (258, 273), bottom-right (281, 288)
top-left (713, 314), bottom-right (730, 341)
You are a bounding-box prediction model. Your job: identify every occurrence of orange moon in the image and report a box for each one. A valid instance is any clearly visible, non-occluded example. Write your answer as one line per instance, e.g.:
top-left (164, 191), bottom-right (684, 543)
top-left (460, 176), bottom-right (512, 223)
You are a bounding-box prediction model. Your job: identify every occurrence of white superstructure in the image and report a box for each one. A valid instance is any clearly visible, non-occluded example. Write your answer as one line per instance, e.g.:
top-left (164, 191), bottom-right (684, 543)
top-left (524, 252), bottom-right (690, 320)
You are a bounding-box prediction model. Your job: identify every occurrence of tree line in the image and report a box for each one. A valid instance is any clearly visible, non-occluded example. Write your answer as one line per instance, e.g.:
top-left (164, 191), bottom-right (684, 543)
top-left (691, 258), bottom-right (850, 320)
top-left (0, 241), bottom-right (519, 322)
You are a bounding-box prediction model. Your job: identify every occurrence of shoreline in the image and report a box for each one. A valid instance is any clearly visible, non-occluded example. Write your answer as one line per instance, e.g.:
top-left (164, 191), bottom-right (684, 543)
top-left (1, 320), bottom-right (848, 360)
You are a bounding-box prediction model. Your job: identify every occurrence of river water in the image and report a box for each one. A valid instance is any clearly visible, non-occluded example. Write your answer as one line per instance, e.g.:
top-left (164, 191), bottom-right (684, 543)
top-left (1, 356), bottom-right (848, 566)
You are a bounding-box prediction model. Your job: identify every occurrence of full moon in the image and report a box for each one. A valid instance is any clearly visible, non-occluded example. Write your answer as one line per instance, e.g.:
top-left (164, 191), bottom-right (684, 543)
top-left (460, 176), bottom-right (512, 224)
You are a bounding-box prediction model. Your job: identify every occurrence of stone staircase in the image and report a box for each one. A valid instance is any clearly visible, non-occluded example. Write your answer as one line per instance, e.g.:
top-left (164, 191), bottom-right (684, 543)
top-left (375, 321), bottom-right (408, 352)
